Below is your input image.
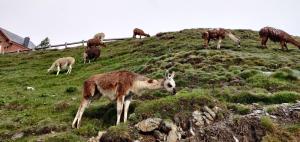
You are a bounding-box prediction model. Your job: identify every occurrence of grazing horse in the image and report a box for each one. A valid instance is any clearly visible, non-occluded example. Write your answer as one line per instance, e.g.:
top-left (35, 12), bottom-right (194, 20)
top-left (133, 28), bottom-right (150, 39)
top-left (87, 38), bottom-right (106, 48)
top-left (47, 57), bottom-right (75, 76)
top-left (83, 46), bottom-right (101, 64)
top-left (259, 27), bottom-right (300, 50)
top-left (202, 28), bottom-right (240, 49)
top-left (72, 70), bottom-right (176, 128)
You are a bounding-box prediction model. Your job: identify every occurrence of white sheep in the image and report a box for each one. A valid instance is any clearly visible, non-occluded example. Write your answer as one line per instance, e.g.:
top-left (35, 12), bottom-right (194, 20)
top-left (47, 57), bottom-right (75, 76)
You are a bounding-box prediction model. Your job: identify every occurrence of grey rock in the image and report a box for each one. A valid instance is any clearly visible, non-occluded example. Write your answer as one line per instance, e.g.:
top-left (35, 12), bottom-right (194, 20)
top-left (204, 106), bottom-right (216, 118)
top-left (163, 121), bottom-right (179, 142)
top-left (135, 118), bottom-right (162, 132)
top-left (11, 132), bottom-right (24, 140)
top-left (192, 110), bottom-right (204, 126)
top-left (203, 112), bottom-right (214, 121)
top-left (203, 116), bottom-right (212, 125)
top-left (88, 131), bottom-right (106, 142)
top-left (153, 130), bottom-right (166, 141)
top-left (212, 106), bottom-right (221, 113)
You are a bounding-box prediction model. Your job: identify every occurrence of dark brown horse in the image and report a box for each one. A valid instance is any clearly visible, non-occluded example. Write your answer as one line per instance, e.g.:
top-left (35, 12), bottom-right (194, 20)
top-left (133, 28), bottom-right (150, 39)
top-left (83, 46), bottom-right (101, 64)
top-left (202, 28), bottom-right (240, 49)
top-left (259, 27), bottom-right (300, 50)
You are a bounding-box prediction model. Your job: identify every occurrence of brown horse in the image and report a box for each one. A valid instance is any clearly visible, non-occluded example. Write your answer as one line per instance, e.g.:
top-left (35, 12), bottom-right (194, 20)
top-left (259, 27), bottom-right (300, 50)
top-left (87, 38), bottom-right (106, 48)
top-left (202, 28), bottom-right (240, 49)
top-left (133, 28), bottom-right (150, 39)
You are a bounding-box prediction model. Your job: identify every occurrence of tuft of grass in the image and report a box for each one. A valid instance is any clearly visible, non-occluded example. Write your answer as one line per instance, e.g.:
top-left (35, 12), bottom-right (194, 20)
top-left (272, 67), bottom-right (300, 81)
top-left (65, 86), bottom-right (78, 94)
top-left (45, 132), bottom-right (82, 142)
top-left (100, 123), bottom-right (132, 142)
top-left (261, 116), bottom-right (275, 132)
top-left (134, 89), bottom-right (226, 122)
top-left (223, 91), bottom-right (300, 104)
top-left (227, 103), bottom-right (251, 115)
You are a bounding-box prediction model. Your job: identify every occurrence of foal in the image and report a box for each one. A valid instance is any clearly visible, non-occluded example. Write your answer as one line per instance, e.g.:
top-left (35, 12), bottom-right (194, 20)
top-left (72, 70), bottom-right (176, 128)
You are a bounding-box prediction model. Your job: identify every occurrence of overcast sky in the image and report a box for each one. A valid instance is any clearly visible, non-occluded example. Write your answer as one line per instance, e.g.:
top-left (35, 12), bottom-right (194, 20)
top-left (0, 0), bottom-right (299, 45)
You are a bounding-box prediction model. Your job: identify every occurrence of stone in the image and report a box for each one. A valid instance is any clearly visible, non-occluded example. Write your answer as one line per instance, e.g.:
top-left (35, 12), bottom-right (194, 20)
top-left (153, 130), bottom-right (166, 141)
top-left (212, 106), bottom-right (221, 113)
top-left (11, 132), bottom-right (24, 140)
top-left (203, 116), bottom-right (212, 125)
top-left (203, 112), bottom-right (214, 121)
top-left (204, 106), bottom-right (216, 118)
top-left (135, 118), bottom-right (162, 132)
top-left (88, 131), bottom-right (106, 142)
top-left (192, 110), bottom-right (204, 126)
top-left (162, 121), bottom-right (179, 142)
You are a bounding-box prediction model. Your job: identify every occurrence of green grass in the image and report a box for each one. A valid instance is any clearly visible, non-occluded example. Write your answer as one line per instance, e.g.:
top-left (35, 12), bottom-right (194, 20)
top-left (1, 28), bottom-right (300, 141)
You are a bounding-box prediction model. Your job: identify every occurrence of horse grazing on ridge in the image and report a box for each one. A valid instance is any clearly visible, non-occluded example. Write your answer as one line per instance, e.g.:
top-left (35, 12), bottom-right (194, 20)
top-left (83, 46), bottom-right (101, 64)
top-left (259, 27), bottom-right (300, 50)
top-left (87, 38), bottom-right (106, 48)
top-left (72, 70), bottom-right (176, 128)
top-left (202, 28), bottom-right (240, 49)
top-left (133, 28), bottom-right (150, 39)
top-left (47, 57), bottom-right (75, 76)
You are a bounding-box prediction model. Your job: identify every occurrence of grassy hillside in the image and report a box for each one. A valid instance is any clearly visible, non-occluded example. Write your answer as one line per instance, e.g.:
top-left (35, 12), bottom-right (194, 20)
top-left (0, 28), bottom-right (300, 141)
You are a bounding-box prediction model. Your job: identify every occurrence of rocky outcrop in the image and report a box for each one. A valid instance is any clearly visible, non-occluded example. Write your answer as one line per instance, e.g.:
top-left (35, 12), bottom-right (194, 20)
top-left (89, 102), bottom-right (300, 142)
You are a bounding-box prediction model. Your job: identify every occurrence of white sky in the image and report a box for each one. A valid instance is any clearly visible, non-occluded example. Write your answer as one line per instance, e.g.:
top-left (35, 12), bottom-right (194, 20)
top-left (0, 0), bottom-right (299, 45)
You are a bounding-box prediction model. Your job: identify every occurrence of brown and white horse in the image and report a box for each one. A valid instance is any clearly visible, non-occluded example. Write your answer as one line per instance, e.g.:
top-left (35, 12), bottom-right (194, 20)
top-left (259, 27), bottom-right (300, 50)
top-left (202, 28), bottom-right (240, 49)
top-left (72, 70), bottom-right (176, 128)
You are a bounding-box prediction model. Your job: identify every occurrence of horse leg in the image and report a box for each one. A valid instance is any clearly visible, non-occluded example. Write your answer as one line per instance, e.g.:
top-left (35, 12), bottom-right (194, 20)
top-left (67, 65), bottom-right (72, 74)
top-left (217, 38), bottom-right (222, 49)
top-left (123, 93), bottom-right (132, 123)
top-left (72, 98), bottom-right (91, 128)
top-left (284, 42), bottom-right (288, 51)
top-left (261, 37), bottom-right (268, 48)
top-left (56, 65), bottom-right (60, 76)
top-left (280, 41), bottom-right (285, 50)
top-left (203, 38), bottom-right (209, 48)
top-left (116, 95), bottom-right (125, 125)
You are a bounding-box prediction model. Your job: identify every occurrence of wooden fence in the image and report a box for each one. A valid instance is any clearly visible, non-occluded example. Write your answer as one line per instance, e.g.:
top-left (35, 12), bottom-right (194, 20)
top-left (36, 37), bottom-right (130, 50)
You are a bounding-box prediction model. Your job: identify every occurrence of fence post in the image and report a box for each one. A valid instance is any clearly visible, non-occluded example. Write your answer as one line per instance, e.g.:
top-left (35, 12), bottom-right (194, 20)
top-left (82, 40), bottom-right (85, 47)
top-left (65, 42), bottom-right (67, 49)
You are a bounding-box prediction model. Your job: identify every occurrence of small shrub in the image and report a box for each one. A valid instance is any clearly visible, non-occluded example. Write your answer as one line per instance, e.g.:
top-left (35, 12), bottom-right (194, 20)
top-left (74, 123), bottom-right (98, 137)
top-left (261, 116), bottom-right (275, 132)
top-left (285, 123), bottom-right (300, 133)
top-left (100, 124), bottom-right (132, 142)
top-left (239, 69), bottom-right (260, 79)
top-left (65, 86), bottom-right (78, 94)
top-left (227, 103), bottom-right (251, 115)
top-left (272, 67), bottom-right (299, 81)
top-left (271, 91), bottom-right (300, 104)
top-left (45, 133), bottom-right (81, 142)
top-left (221, 90), bottom-right (300, 104)
top-left (247, 74), bottom-right (289, 91)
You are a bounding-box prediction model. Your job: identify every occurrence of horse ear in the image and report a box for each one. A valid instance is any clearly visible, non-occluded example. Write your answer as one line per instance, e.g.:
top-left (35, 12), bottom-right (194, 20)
top-left (170, 71), bottom-right (175, 78)
top-left (165, 70), bottom-right (170, 78)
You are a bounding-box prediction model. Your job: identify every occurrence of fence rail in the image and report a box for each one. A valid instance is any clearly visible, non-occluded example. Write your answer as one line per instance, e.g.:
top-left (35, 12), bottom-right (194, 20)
top-left (36, 37), bottom-right (131, 50)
